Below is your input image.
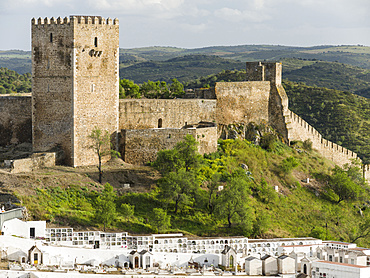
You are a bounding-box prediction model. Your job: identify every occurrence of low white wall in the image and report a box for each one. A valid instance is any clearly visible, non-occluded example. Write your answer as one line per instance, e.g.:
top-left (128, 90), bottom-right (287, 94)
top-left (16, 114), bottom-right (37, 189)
top-left (2, 219), bottom-right (46, 238)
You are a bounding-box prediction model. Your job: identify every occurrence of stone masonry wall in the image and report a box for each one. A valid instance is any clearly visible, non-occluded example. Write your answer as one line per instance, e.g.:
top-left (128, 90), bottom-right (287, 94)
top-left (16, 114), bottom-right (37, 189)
top-left (121, 127), bottom-right (217, 165)
top-left (32, 17), bottom-right (75, 165)
top-left (0, 95), bottom-right (32, 146)
top-left (72, 16), bottom-right (119, 167)
top-left (32, 16), bottom-right (119, 166)
top-left (119, 99), bottom-right (216, 130)
top-left (215, 81), bottom-right (271, 126)
top-left (286, 110), bottom-right (358, 168)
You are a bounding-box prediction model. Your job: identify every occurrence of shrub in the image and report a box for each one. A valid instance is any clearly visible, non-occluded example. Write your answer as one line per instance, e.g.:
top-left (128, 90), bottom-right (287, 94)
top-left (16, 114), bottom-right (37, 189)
top-left (303, 139), bottom-right (313, 151)
top-left (281, 157), bottom-right (299, 174)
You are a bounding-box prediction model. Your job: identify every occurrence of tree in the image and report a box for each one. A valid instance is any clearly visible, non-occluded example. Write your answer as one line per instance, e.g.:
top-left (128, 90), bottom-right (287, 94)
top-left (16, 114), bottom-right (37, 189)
top-left (252, 213), bottom-right (270, 237)
top-left (89, 127), bottom-right (119, 184)
top-left (152, 148), bottom-right (184, 175)
top-left (204, 172), bottom-right (221, 215)
top-left (327, 166), bottom-right (363, 204)
top-left (150, 208), bottom-right (171, 233)
top-left (174, 134), bottom-right (202, 172)
top-left (215, 176), bottom-right (253, 229)
top-left (120, 203), bottom-right (135, 221)
top-left (95, 183), bottom-right (116, 231)
top-left (158, 169), bottom-right (198, 213)
top-left (119, 79), bottom-right (140, 99)
top-left (169, 78), bottom-right (185, 98)
top-left (152, 134), bottom-right (202, 174)
top-left (350, 214), bottom-right (370, 243)
top-left (139, 80), bottom-right (169, 98)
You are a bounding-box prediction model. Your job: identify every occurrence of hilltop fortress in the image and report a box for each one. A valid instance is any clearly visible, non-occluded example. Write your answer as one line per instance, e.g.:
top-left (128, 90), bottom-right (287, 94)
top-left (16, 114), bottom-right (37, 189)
top-left (0, 15), bottom-right (368, 180)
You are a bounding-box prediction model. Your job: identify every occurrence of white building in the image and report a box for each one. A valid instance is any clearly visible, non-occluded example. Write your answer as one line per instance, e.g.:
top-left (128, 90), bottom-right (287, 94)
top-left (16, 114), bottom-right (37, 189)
top-left (312, 260), bottom-right (370, 278)
top-left (2, 218), bottom-right (46, 239)
top-left (245, 256), bottom-right (262, 275)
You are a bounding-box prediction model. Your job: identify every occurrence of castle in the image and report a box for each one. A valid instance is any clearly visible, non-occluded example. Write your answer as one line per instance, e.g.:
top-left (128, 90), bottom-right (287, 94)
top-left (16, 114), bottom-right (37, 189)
top-left (0, 15), bottom-right (368, 181)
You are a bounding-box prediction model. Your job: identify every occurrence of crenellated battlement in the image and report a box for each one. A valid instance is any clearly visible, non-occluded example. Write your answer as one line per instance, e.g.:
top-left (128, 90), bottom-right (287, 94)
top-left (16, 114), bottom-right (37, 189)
top-left (287, 109), bottom-right (360, 169)
top-left (31, 16), bottom-right (119, 26)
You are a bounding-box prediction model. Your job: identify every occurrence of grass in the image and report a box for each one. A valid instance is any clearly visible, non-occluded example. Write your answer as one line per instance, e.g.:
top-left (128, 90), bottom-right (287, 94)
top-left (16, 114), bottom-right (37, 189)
top-left (16, 138), bottom-right (370, 248)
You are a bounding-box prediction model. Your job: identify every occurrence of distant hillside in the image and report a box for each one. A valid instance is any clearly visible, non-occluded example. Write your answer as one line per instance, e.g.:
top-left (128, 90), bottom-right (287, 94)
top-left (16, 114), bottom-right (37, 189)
top-left (3, 44), bottom-right (370, 76)
top-left (119, 55), bottom-right (244, 83)
top-left (282, 59), bottom-right (370, 98)
top-left (120, 45), bottom-right (370, 69)
top-left (0, 50), bottom-right (31, 74)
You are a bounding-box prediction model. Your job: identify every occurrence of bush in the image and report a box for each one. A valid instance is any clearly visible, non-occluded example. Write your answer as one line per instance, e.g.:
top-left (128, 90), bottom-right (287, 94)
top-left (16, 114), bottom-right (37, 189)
top-left (303, 139), bottom-right (313, 151)
top-left (281, 157), bottom-right (299, 174)
top-left (260, 134), bottom-right (277, 150)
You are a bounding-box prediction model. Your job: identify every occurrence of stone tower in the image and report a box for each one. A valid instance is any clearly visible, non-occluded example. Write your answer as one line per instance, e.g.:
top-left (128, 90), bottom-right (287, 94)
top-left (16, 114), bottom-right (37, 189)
top-left (31, 16), bottom-right (119, 167)
top-left (245, 62), bottom-right (289, 141)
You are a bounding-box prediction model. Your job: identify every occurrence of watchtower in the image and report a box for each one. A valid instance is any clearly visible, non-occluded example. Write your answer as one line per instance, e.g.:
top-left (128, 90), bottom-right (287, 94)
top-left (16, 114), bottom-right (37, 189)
top-left (31, 16), bottom-right (119, 166)
top-left (245, 61), bottom-right (282, 85)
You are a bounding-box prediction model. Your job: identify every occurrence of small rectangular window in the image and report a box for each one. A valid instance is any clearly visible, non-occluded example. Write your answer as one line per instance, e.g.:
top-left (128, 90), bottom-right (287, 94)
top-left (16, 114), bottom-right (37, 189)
top-left (94, 37), bottom-right (98, 47)
top-left (50, 33), bottom-right (53, 43)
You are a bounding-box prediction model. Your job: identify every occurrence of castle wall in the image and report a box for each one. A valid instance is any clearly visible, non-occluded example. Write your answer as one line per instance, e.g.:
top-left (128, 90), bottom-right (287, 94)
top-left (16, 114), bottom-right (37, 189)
top-left (287, 110), bottom-right (358, 168)
top-left (215, 81), bottom-right (270, 126)
top-left (0, 95), bottom-right (32, 146)
top-left (120, 127), bottom-right (217, 165)
top-left (119, 99), bottom-right (217, 130)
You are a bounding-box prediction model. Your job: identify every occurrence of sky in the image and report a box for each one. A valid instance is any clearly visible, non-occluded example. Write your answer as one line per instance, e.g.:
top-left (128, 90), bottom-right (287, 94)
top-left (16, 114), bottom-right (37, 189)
top-left (0, 0), bottom-right (369, 50)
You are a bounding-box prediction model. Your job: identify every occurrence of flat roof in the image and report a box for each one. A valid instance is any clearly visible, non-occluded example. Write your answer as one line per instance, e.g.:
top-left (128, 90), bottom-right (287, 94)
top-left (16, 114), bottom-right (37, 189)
top-left (317, 261), bottom-right (369, 268)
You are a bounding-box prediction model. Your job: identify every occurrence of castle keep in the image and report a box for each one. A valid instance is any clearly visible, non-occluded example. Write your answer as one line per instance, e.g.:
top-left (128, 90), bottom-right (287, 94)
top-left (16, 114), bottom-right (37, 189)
top-left (0, 15), bottom-right (368, 181)
top-left (32, 16), bottom-right (119, 166)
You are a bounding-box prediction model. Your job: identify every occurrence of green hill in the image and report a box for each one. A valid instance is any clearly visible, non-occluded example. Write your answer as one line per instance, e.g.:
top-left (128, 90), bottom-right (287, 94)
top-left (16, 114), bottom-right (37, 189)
top-left (9, 135), bottom-right (370, 247)
top-left (119, 55), bottom-right (245, 83)
top-left (283, 59), bottom-right (370, 98)
top-left (3, 44), bottom-right (370, 76)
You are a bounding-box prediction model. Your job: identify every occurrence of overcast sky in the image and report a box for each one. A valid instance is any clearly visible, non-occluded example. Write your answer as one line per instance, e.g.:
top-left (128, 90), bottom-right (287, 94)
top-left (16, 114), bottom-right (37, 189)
top-left (1, 0), bottom-right (369, 50)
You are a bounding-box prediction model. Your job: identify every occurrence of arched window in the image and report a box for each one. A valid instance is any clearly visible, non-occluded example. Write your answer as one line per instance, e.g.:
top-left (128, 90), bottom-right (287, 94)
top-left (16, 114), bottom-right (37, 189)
top-left (94, 37), bottom-right (98, 47)
top-left (229, 255), bottom-right (234, 268)
top-left (303, 264), bottom-right (307, 274)
top-left (158, 118), bottom-right (162, 128)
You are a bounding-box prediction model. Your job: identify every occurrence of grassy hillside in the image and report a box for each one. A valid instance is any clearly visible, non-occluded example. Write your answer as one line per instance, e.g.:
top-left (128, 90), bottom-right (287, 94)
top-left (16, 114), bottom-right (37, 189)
top-left (8, 137), bottom-right (370, 247)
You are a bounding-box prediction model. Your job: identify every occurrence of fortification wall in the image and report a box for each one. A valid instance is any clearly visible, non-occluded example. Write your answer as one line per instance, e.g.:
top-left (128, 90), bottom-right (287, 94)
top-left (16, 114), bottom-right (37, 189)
top-left (120, 127), bottom-right (217, 165)
top-left (119, 99), bottom-right (217, 130)
top-left (215, 82), bottom-right (271, 126)
top-left (0, 95), bottom-right (32, 146)
top-left (286, 110), bottom-right (358, 168)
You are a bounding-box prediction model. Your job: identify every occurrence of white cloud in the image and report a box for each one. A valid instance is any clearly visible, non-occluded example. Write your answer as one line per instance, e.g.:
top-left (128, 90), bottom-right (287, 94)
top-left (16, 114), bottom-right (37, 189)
top-left (1, 0), bottom-right (370, 50)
